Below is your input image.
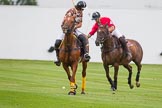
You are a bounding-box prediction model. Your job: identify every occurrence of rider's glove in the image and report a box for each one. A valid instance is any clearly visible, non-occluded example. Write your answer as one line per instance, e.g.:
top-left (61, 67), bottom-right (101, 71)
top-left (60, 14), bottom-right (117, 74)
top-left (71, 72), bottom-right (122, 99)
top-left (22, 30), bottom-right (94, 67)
top-left (87, 34), bottom-right (91, 38)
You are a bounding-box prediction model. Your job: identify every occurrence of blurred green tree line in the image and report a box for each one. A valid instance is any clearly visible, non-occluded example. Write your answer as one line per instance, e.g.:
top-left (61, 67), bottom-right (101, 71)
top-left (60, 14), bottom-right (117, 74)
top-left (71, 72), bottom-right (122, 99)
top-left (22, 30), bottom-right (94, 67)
top-left (0, 0), bottom-right (37, 5)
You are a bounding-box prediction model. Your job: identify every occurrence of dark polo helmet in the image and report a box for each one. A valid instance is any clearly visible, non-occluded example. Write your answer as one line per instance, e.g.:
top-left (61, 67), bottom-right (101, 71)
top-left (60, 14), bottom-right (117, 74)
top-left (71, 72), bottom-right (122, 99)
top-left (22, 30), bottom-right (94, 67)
top-left (75, 1), bottom-right (86, 9)
top-left (92, 12), bottom-right (100, 20)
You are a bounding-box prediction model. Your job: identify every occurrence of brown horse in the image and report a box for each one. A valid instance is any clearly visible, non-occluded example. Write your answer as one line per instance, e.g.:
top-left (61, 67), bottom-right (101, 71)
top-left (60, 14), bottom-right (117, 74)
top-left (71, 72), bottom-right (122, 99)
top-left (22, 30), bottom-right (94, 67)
top-left (59, 13), bottom-right (88, 95)
top-left (95, 24), bottom-right (143, 91)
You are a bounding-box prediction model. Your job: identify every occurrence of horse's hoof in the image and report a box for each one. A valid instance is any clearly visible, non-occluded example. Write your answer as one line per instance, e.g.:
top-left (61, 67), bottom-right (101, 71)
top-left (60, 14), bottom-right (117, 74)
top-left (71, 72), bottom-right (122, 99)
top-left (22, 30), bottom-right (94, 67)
top-left (130, 85), bottom-right (134, 89)
top-left (68, 91), bottom-right (76, 95)
top-left (136, 82), bottom-right (140, 87)
top-left (81, 91), bottom-right (85, 94)
top-left (112, 91), bottom-right (115, 94)
top-left (114, 86), bottom-right (117, 90)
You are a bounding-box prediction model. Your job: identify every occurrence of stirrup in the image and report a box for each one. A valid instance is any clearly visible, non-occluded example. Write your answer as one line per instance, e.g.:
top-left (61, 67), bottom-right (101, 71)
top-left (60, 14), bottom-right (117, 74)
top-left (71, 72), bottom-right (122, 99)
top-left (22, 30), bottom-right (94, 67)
top-left (84, 53), bottom-right (90, 62)
top-left (54, 60), bottom-right (61, 66)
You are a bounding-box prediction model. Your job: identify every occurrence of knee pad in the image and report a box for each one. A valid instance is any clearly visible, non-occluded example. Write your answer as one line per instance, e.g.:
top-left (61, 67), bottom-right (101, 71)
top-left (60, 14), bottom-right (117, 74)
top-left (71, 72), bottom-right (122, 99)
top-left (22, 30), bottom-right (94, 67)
top-left (55, 39), bottom-right (62, 49)
top-left (78, 34), bottom-right (86, 42)
top-left (119, 36), bottom-right (126, 42)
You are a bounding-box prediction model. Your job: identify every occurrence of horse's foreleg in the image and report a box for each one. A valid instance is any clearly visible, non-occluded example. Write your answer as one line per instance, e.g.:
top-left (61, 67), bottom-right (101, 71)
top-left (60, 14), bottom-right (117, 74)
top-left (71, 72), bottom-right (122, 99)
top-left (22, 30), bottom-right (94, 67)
top-left (68, 63), bottom-right (78, 95)
top-left (135, 62), bottom-right (142, 87)
top-left (62, 63), bottom-right (77, 95)
top-left (81, 62), bottom-right (87, 94)
top-left (123, 64), bottom-right (134, 89)
top-left (114, 64), bottom-right (119, 90)
top-left (104, 64), bottom-right (114, 91)
top-left (62, 64), bottom-right (71, 81)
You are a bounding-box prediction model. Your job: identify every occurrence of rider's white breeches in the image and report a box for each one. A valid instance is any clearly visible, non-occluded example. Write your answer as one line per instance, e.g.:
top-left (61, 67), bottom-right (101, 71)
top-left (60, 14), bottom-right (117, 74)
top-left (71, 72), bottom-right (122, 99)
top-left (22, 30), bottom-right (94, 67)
top-left (56, 29), bottom-right (83, 40)
top-left (111, 28), bottom-right (123, 37)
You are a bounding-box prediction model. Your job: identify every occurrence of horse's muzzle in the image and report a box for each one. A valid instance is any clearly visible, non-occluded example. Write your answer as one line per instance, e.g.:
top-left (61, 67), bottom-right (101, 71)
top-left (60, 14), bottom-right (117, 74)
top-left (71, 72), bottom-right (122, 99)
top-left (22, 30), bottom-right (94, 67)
top-left (62, 25), bottom-right (70, 33)
top-left (63, 28), bottom-right (71, 34)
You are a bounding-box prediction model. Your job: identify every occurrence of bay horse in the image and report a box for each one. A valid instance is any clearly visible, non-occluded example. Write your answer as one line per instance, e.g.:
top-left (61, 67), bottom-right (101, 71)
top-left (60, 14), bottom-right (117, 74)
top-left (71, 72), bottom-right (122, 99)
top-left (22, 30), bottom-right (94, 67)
top-left (95, 24), bottom-right (143, 91)
top-left (59, 13), bottom-right (88, 95)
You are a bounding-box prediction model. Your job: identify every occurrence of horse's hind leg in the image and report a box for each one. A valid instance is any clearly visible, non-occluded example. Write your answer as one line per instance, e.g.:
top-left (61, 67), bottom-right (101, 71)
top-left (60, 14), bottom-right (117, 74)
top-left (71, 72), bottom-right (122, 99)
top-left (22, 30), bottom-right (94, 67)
top-left (114, 64), bottom-right (119, 90)
top-left (123, 64), bottom-right (134, 89)
top-left (134, 61), bottom-right (142, 87)
top-left (81, 61), bottom-right (87, 94)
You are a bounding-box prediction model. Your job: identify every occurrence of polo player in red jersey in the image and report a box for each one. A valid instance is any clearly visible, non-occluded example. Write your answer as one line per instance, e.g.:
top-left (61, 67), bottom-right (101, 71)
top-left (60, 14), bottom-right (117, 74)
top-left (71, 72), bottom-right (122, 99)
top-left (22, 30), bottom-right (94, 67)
top-left (87, 12), bottom-right (132, 58)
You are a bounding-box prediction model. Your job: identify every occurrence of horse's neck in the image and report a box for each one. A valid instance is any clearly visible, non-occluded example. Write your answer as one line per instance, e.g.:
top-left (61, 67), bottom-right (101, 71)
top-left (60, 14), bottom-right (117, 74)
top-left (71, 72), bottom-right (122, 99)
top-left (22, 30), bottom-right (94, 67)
top-left (64, 33), bottom-right (76, 46)
top-left (104, 35), bottom-right (115, 48)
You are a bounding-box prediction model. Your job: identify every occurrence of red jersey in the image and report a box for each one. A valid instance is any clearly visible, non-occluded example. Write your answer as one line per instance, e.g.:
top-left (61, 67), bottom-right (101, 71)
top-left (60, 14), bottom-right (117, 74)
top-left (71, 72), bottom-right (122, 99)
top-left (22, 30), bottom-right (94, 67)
top-left (89, 17), bottom-right (115, 36)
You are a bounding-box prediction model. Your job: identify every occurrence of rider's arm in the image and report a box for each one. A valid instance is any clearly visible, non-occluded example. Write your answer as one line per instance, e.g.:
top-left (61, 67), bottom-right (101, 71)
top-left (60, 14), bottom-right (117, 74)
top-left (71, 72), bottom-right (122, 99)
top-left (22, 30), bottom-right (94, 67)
top-left (106, 18), bottom-right (115, 33)
top-left (74, 10), bottom-right (83, 29)
top-left (87, 23), bottom-right (98, 38)
top-left (109, 25), bottom-right (115, 33)
top-left (74, 21), bottom-right (82, 29)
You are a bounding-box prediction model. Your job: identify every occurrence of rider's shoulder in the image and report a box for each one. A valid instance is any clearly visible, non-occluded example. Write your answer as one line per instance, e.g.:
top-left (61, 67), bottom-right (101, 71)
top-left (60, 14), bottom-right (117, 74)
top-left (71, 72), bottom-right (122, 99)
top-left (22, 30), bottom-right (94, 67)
top-left (101, 17), bottom-right (111, 20)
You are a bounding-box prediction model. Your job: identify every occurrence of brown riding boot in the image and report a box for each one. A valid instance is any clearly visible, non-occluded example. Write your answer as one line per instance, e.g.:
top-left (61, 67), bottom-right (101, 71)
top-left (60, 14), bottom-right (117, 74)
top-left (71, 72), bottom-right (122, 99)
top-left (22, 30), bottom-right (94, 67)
top-left (78, 35), bottom-right (91, 62)
top-left (54, 49), bottom-right (61, 66)
top-left (119, 36), bottom-right (132, 58)
top-left (84, 45), bottom-right (91, 62)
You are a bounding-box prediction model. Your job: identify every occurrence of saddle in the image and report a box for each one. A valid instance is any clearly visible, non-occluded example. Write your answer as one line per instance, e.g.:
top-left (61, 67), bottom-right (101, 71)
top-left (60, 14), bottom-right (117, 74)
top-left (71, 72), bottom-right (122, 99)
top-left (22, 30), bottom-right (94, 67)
top-left (112, 35), bottom-right (121, 47)
top-left (101, 35), bottom-right (121, 53)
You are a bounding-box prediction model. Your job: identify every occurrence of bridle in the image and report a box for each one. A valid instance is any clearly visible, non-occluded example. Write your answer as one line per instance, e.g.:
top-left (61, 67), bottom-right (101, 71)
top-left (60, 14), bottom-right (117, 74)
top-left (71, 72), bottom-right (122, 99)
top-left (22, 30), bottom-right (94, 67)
top-left (96, 24), bottom-right (110, 45)
top-left (96, 24), bottom-right (121, 53)
top-left (62, 15), bottom-right (76, 34)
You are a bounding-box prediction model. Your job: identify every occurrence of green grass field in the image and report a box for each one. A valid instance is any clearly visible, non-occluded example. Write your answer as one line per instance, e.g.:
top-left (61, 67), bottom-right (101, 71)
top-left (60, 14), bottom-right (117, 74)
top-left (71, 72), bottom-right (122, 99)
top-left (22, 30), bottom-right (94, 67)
top-left (0, 59), bottom-right (162, 108)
